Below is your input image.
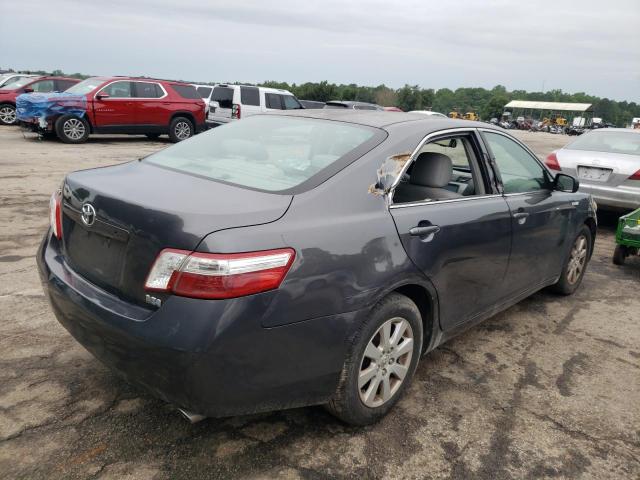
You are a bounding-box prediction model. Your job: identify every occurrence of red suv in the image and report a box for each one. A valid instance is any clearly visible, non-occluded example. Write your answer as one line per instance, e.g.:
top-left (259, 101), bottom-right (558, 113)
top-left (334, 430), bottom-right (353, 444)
top-left (0, 76), bottom-right (80, 125)
top-left (21, 77), bottom-right (206, 143)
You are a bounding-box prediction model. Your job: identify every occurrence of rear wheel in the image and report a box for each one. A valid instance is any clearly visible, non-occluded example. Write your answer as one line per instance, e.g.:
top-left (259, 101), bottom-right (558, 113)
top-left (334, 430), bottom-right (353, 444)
top-left (55, 115), bottom-right (90, 144)
top-left (613, 245), bottom-right (627, 265)
top-left (326, 293), bottom-right (423, 425)
top-left (550, 225), bottom-right (592, 295)
top-left (0, 104), bottom-right (17, 125)
top-left (168, 116), bottom-right (193, 143)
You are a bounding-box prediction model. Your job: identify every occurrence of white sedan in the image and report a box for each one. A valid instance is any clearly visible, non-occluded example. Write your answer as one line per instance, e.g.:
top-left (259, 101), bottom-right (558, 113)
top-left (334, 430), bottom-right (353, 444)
top-left (545, 129), bottom-right (640, 210)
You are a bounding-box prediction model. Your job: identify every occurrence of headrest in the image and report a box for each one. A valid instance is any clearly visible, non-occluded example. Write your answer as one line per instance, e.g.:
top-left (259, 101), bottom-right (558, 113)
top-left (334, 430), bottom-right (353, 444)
top-left (410, 152), bottom-right (453, 188)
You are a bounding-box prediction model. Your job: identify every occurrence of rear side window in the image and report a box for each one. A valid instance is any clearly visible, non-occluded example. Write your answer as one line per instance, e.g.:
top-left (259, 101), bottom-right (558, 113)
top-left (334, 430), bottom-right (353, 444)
top-left (240, 86), bottom-right (260, 106)
top-left (135, 82), bottom-right (164, 98)
top-left (265, 93), bottom-right (283, 109)
top-left (100, 81), bottom-right (133, 98)
top-left (171, 84), bottom-right (200, 99)
top-left (196, 86), bottom-right (212, 99)
top-left (282, 95), bottom-right (302, 110)
top-left (56, 80), bottom-right (77, 91)
top-left (146, 116), bottom-right (379, 192)
top-left (212, 86), bottom-right (235, 108)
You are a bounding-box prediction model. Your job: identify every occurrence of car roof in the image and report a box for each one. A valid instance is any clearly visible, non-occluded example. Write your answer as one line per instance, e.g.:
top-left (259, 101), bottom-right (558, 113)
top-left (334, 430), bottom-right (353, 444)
top-left (214, 84), bottom-right (294, 95)
top-left (269, 108), bottom-right (492, 130)
top-left (86, 76), bottom-right (193, 85)
top-left (326, 100), bottom-right (380, 107)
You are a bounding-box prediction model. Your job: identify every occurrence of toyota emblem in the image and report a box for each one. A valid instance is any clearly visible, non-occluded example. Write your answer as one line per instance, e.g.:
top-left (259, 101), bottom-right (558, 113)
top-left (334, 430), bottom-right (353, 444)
top-left (81, 203), bottom-right (96, 226)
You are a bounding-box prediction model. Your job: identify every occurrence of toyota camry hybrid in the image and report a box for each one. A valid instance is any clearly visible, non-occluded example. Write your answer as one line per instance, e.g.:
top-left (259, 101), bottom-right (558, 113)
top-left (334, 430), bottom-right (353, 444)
top-left (38, 110), bottom-right (597, 425)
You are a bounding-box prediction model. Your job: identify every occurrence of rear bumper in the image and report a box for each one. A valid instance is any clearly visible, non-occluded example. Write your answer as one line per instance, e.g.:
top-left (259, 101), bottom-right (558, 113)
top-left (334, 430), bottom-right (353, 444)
top-left (579, 183), bottom-right (640, 210)
top-left (37, 232), bottom-right (361, 417)
top-left (205, 116), bottom-right (232, 128)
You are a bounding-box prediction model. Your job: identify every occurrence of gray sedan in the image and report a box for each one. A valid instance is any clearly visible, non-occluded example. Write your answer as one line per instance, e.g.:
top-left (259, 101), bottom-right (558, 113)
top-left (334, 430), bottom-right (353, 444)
top-left (545, 129), bottom-right (640, 210)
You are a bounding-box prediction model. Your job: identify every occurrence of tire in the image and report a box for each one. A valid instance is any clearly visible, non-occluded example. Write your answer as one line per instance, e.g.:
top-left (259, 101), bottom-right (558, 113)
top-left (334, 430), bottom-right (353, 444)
top-left (550, 225), bottom-right (592, 295)
top-left (326, 293), bottom-right (423, 426)
top-left (613, 245), bottom-right (627, 266)
top-left (168, 116), bottom-right (194, 143)
top-left (55, 115), bottom-right (90, 144)
top-left (0, 103), bottom-right (17, 125)
top-left (145, 133), bottom-right (161, 140)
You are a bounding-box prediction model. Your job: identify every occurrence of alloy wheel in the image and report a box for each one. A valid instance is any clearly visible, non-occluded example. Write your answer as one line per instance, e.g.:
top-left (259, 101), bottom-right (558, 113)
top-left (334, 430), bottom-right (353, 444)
top-left (567, 234), bottom-right (587, 285)
top-left (63, 118), bottom-right (86, 140)
top-left (358, 317), bottom-right (414, 408)
top-left (0, 105), bottom-right (16, 124)
top-left (175, 121), bottom-right (191, 140)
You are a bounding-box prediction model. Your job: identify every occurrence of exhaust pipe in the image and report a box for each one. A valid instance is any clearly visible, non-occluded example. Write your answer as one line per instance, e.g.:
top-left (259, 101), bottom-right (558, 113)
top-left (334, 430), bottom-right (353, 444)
top-left (177, 408), bottom-right (207, 424)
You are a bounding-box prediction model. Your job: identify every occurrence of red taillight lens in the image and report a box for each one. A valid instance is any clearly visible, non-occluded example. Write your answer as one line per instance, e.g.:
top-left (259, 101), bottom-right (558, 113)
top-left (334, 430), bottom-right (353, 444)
top-left (232, 103), bottom-right (241, 119)
top-left (49, 190), bottom-right (62, 239)
top-left (545, 152), bottom-right (561, 171)
top-left (630, 169), bottom-right (640, 180)
top-left (145, 248), bottom-right (295, 299)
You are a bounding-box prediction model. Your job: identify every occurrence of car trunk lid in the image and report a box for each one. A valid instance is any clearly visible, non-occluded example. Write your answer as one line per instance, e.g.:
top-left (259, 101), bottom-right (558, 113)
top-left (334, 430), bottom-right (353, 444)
top-left (61, 160), bottom-right (292, 306)
top-left (557, 149), bottom-right (640, 187)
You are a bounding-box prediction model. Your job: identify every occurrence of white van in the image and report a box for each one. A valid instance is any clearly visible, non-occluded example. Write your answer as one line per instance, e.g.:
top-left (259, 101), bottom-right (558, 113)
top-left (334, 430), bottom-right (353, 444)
top-left (206, 84), bottom-right (303, 127)
top-left (192, 84), bottom-right (215, 115)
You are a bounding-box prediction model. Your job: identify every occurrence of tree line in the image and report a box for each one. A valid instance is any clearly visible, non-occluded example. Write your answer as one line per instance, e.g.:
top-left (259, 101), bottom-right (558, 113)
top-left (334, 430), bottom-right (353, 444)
top-left (5, 68), bottom-right (638, 126)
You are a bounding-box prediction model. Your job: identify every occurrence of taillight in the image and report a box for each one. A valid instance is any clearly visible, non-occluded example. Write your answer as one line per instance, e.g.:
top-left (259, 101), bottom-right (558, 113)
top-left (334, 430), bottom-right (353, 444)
top-left (630, 169), bottom-right (640, 180)
top-left (232, 103), bottom-right (241, 119)
top-left (145, 248), bottom-right (295, 299)
top-left (545, 152), bottom-right (561, 171)
top-left (49, 190), bottom-right (62, 239)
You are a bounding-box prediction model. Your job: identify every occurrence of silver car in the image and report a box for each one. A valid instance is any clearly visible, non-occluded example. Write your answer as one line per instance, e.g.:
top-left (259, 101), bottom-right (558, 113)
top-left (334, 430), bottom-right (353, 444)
top-left (546, 129), bottom-right (640, 210)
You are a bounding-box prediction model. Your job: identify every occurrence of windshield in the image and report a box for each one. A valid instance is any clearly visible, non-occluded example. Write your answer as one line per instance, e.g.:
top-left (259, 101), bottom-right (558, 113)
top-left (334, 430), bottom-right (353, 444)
top-left (567, 131), bottom-right (640, 156)
top-left (2, 77), bottom-right (38, 90)
top-left (65, 78), bottom-right (105, 95)
top-left (146, 115), bottom-right (377, 192)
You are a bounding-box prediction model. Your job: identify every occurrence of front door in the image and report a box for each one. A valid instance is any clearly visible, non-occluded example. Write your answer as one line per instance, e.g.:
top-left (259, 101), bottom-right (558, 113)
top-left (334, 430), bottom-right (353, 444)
top-left (389, 130), bottom-right (512, 330)
top-left (481, 130), bottom-right (575, 295)
top-left (92, 80), bottom-right (135, 129)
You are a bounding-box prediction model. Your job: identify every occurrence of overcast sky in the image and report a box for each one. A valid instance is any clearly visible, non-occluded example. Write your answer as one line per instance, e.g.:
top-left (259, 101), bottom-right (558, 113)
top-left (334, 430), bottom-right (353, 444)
top-left (1, 0), bottom-right (638, 102)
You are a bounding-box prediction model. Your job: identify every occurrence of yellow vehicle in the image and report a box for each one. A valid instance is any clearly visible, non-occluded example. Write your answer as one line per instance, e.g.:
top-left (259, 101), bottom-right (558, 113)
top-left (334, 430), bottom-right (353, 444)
top-left (449, 111), bottom-right (462, 119)
top-left (464, 112), bottom-right (479, 121)
top-left (554, 116), bottom-right (568, 126)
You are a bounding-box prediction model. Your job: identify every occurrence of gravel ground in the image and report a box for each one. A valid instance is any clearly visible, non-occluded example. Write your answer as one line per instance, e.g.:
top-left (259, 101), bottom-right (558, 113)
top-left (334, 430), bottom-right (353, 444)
top-left (0, 127), bottom-right (638, 479)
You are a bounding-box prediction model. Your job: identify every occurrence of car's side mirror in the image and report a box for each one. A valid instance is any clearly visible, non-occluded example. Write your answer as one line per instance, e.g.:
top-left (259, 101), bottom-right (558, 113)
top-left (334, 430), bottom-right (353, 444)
top-left (96, 93), bottom-right (110, 100)
top-left (554, 173), bottom-right (579, 193)
top-left (23, 87), bottom-right (34, 93)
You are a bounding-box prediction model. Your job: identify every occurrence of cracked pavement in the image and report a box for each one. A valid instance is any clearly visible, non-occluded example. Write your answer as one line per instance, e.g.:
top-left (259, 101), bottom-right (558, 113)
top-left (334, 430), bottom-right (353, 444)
top-left (0, 127), bottom-right (638, 479)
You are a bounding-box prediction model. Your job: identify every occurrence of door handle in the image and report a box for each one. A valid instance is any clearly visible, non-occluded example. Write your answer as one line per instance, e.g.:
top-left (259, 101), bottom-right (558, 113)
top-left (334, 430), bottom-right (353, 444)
top-left (409, 225), bottom-right (441, 237)
top-left (512, 211), bottom-right (529, 225)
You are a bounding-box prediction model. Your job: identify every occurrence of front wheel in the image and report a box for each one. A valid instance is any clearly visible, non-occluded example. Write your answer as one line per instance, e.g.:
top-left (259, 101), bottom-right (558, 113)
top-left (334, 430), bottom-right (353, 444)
top-left (168, 116), bottom-right (194, 143)
top-left (613, 245), bottom-right (627, 265)
top-left (326, 293), bottom-right (423, 425)
top-left (0, 104), bottom-right (17, 125)
top-left (55, 115), bottom-right (90, 144)
top-left (550, 225), bottom-right (592, 295)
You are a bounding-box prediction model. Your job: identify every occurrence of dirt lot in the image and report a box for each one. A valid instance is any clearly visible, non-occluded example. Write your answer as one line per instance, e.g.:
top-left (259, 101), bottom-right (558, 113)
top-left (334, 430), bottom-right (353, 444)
top-left (0, 127), bottom-right (638, 480)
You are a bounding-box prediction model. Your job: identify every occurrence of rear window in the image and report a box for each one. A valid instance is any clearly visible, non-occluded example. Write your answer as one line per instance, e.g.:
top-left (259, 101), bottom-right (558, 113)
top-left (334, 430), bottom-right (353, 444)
top-left (170, 84), bottom-right (200, 99)
top-left (145, 116), bottom-right (379, 192)
top-left (566, 131), bottom-right (640, 156)
top-left (240, 86), bottom-right (260, 106)
top-left (196, 86), bottom-right (212, 99)
top-left (212, 86), bottom-right (234, 108)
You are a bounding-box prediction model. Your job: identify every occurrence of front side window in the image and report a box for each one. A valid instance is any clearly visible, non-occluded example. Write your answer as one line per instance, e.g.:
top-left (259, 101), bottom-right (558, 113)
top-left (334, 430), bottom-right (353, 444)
top-left (135, 82), bottom-right (164, 98)
top-left (30, 80), bottom-right (55, 93)
top-left (100, 81), bottom-right (132, 98)
top-left (240, 86), bottom-right (260, 106)
top-left (145, 116), bottom-right (377, 192)
top-left (282, 95), bottom-right (302, 110)
top-left (484, 132), bottom-right (549, 194)
top-left (393, 135), bottom-right (485, 204)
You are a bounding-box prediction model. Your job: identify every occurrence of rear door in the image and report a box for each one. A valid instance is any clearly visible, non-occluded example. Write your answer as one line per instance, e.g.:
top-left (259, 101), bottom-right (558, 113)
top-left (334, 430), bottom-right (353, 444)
top-left (209, 85), bottom-right (235, 120)
top-left (389, 129), bottom-right (512, 331)
top-left (481, 130), bottom-right (575, 294)
top-left (133, 81), bottom-right (167, 126)
top-left (93, 80), bottom-right (135, 128)
top-left (240, 86), bottom-right (261, 116)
